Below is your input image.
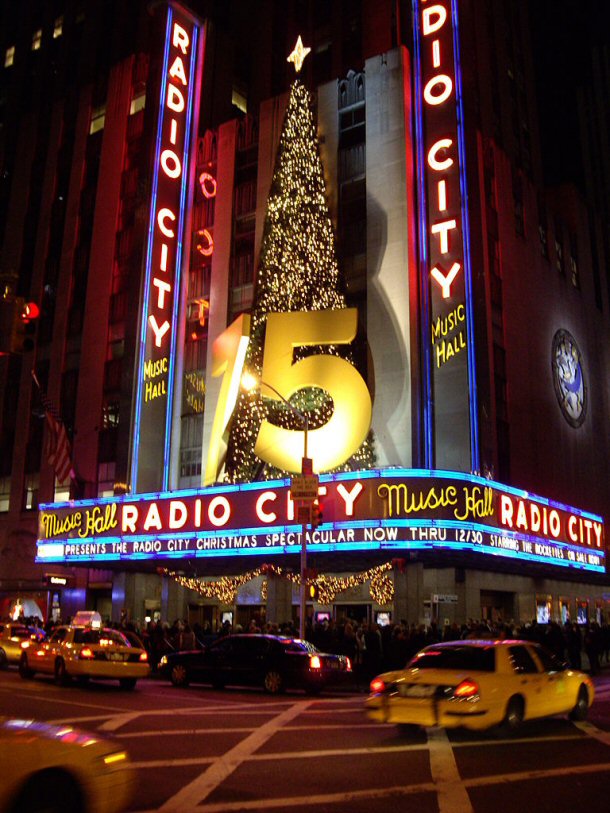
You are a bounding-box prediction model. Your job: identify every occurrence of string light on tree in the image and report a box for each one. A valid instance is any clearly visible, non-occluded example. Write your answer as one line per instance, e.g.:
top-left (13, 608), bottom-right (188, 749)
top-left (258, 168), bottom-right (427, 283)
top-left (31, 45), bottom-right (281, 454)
top-left (224, 36), bottom-right (375, 483)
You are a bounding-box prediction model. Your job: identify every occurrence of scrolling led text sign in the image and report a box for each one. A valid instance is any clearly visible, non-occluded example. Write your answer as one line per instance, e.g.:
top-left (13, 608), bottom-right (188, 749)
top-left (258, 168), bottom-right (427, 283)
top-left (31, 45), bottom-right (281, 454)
top-left (132, 6), bottom-right (202, 493)
top-left (414, 0), bottom-right (478, 469)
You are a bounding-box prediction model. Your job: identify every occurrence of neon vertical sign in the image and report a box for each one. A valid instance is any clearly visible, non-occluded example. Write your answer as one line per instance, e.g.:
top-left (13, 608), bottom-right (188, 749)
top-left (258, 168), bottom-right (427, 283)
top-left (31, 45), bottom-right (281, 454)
top-left (131, 5), bottom-right (203, 493)
top-left (413, 0), bottom-right (478, 471)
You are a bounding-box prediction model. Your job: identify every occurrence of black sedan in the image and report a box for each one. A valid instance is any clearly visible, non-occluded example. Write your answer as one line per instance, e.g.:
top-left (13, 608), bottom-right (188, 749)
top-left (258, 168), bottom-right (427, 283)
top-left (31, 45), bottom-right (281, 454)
top-left (158, 634), bottom-right (352, 694)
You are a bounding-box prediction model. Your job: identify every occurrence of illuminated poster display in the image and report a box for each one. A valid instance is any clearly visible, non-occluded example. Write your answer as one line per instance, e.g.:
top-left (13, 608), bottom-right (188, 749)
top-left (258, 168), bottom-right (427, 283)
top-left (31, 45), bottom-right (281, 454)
top-left (413, 0), bottom-right (478, 470)
top-left (37, 470), bottom-right (605, 574)
top-left (131, 4), bottom-right (204, 493)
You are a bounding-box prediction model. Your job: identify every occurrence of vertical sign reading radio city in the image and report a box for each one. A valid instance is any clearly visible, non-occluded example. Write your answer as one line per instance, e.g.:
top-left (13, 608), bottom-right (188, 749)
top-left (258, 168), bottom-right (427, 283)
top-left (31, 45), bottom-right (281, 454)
top-left (413, 1), bottom-right (478, 471)
top-left (132, 5), bottom-right (204, 492)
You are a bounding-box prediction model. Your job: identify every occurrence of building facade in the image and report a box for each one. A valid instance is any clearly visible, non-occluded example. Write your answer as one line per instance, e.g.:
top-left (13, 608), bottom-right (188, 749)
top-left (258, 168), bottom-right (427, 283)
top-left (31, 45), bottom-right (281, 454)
top-left (1, 0), bottom-right (609, 630)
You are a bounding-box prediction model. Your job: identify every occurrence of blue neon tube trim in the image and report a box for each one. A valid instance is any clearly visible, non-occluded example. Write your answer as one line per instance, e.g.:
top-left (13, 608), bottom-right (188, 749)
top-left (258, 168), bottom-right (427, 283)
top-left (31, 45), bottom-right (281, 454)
top-left (38, 467), bottom-right (604, 524)
top-left (131, 8), bottom-right (173, 491)
top-left (163, 22), bottom-right (200, 489)
top-left (36, 536), bottom-right (604, 572)
top-left (412, 0), bottom-right (434, 466)
top-left (451, 0), bottom-right (479, 470)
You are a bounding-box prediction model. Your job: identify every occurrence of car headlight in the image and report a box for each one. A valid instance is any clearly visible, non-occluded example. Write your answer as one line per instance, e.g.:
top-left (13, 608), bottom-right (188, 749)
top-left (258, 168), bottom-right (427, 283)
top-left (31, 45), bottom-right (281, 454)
top-left (159, 655), bottom-right (168, 666)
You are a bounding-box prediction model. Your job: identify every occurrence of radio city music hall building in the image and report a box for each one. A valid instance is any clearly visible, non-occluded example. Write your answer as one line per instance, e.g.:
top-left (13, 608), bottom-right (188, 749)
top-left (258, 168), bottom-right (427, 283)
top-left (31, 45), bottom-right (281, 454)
top-left (1, 0), bottom-right (610, 629)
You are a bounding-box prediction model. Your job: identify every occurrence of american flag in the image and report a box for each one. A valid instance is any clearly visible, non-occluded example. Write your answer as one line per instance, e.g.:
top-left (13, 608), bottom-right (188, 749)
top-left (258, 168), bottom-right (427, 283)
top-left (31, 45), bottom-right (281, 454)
top-left (32, 372), bottom-right (74, 483)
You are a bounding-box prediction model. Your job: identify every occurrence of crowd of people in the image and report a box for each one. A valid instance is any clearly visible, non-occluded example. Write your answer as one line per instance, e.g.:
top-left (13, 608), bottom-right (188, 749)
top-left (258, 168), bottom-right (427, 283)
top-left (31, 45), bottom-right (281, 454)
top-left (16, 612), bottom-right (610, 682)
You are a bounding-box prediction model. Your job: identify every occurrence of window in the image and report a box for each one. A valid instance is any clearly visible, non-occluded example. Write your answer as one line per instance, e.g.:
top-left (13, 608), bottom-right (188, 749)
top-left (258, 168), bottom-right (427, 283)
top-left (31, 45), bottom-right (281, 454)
top-left (554, 219), bottom-right (564, 274)
top-left (130, 89), bottom-right (146, 115)
top-left (508, 645), bottom-right (539, 674)
top-left (4, 46), bottom-right (15, 67)
top-left (54, 481), bottom-right (70, 503)
top-left (89, 105), bottom-right (106, 135)
top-left (24, 473), bottom-right (39, 510)
top-left (569, 233), bottom-right (580, 289)
top-left (232, 87), bottom-right (247, 114)
top-left (102, 399), bottom-right (120, 429)
top-left (32, 30), bottom-right (42, 51)
top-left (408, 646), bottom-right (496, 671)
top-left (53, 16), bottom-right (63, 38)
top-left (0, 476), bottom-right (10, 512)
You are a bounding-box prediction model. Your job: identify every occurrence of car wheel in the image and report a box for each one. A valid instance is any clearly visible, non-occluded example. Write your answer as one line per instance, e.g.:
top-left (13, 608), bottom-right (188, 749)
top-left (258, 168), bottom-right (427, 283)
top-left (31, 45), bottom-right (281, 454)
top-left (569, 685), bottom-right (589, 721)
top-left (19, 653), bottom-right (34, 680)
top-left (0, 648), bottom-right (8, 669)
top-left (8, 768), bottom-right (84, 813)
top-left (498, 695), bottom-right (524, 735)
top-left (170, 663), bottom-right (190, 687)
top-left (120, 678), bottom-right (137, 690)
top-left (54, 658), bottom-right (70, 686)
top-left (263, 670), bottom-right (284, 694)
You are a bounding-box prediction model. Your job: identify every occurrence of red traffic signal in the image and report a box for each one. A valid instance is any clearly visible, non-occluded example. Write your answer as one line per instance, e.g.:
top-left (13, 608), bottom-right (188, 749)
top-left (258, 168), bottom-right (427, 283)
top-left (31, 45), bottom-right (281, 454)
top-left (10, 298), bottom-right (40, 354)
top-left (311, 501), bottom-right (324, 529)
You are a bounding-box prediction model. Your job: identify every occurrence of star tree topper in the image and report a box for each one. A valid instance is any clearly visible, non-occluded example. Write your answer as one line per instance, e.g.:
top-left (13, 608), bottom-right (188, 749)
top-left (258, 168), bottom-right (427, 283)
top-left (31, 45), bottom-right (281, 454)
top-left (287, 35), bottom-right (311, 73)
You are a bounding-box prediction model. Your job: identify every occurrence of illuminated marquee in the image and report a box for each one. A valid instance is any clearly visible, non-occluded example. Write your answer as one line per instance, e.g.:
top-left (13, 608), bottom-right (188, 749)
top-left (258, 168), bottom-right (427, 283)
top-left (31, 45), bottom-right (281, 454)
top-left (131, 5), bottom-right (204, 492)
top-left (413, 0), bottom-right (478, 470)
top-left (36, 469), bottom-right (605, 573)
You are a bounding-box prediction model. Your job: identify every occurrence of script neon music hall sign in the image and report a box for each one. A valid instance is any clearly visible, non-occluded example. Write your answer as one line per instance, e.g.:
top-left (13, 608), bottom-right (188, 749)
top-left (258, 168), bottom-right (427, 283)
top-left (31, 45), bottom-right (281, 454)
top-left (132, 5), bottom-right (203, 493)
top-left (414, 0), bottom-right (478, 470)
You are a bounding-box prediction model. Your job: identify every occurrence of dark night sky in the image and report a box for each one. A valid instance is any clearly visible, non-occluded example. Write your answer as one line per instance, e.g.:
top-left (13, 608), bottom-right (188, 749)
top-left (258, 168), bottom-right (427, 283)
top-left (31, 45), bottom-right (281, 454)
top-left (530, 0), bottom-right (610, 189)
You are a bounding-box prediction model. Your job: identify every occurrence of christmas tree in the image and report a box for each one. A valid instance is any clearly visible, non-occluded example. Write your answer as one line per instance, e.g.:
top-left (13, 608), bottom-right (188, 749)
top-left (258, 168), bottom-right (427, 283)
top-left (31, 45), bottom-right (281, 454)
top-left (224, 39), bottom-right (375, 483)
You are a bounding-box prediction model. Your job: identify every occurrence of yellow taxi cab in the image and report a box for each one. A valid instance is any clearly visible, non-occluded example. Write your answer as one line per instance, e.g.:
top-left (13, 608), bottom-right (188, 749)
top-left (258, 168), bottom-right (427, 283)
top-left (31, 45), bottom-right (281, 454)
top-left (365, 639), bottom-right (594, 734)
top-left (0, 717), bottom-right (135, 813)
top-left (19, 622), bottom-right (150, 689)
top-left (0, 623), bottom-right (35, 668)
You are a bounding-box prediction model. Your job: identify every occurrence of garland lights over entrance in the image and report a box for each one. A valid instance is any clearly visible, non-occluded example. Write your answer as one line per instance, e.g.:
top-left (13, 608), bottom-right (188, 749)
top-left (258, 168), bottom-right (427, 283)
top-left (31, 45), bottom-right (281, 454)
top-left (161, 560), bottom-right (398, 607)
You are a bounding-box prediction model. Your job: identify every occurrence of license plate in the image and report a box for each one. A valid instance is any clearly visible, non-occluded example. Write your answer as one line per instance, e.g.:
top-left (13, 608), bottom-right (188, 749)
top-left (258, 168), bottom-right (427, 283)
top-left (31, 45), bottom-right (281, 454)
top-left (398, 684), bottom-right (436, 698)
top-left (108, 652), bottom-right (126, 661)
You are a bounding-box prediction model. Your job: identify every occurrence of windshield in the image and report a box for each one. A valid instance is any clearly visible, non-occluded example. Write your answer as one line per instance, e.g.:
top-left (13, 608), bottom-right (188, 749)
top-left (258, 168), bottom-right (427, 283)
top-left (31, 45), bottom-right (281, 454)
top-left (408, 646), bottom-right (496, 672)
top-left (73, 629), bottom-right (130, 646)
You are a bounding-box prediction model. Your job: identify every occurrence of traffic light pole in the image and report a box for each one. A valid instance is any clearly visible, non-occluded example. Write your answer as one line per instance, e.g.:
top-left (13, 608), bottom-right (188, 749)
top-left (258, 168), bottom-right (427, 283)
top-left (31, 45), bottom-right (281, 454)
top-left (241, 375), bottom-right (312, 640)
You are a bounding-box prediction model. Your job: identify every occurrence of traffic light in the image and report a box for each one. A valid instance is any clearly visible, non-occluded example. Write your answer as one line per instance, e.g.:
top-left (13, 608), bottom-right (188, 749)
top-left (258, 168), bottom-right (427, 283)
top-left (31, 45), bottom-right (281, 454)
top-left (10, 298), bottom-right (39, 354)
top-left (311, 501), bottom-right (323, 529)
top-left (308, 582), bottom-right (318, 601)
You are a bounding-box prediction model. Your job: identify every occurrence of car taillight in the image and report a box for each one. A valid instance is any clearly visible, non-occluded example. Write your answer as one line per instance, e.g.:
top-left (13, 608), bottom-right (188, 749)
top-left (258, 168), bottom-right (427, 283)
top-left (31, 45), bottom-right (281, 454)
top-left (309, 655), bottom-right (322, 670)
top-left (139, 651), bottom-right (148, 662)
top-left (453, 679), bottom-right (479, 699)
top-left (79, 647), bottom-right (95, 660)
top-left (345, 657), bottom-right (352, 672)
top-left (370, 677), bottom-right (386, 694)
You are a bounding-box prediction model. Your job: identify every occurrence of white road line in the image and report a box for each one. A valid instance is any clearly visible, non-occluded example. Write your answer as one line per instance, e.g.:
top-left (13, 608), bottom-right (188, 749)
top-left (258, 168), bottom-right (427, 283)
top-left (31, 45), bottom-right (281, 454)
top-left (115, 727), bottom-right (256, 739)
top-left (158, 701), bottom-right (312, 811)
top-left (131, 742), bottom-right (427, 768)
top-left (130, 780), bottom-right (439, 813)
top-left (427, 727), bottom-right (474, 813)
top-left (0, 690), bottom-right (128, 714)
top-left (116, 721), bottom-right (383, 739)
top-left (127, 761), bottom-right (610, 813)
top-left (576, 720), bottom-right (610, 745)
top-left (99, 712), bottom-right (142, 732)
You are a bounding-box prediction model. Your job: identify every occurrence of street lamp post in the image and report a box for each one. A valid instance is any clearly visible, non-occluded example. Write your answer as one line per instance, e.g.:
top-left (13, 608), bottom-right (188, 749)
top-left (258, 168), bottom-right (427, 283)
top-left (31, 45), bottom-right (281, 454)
top-left (241, 373), bottom-right (311, 640)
